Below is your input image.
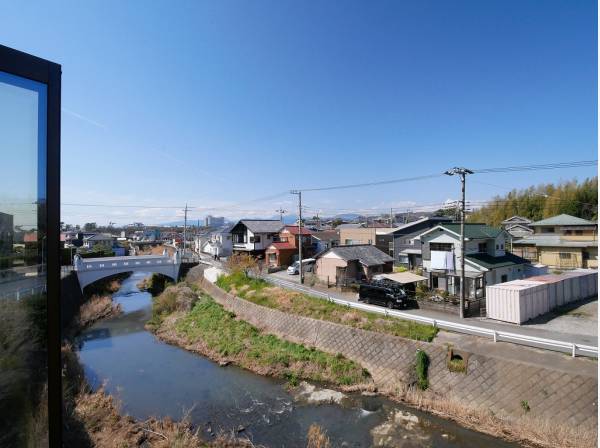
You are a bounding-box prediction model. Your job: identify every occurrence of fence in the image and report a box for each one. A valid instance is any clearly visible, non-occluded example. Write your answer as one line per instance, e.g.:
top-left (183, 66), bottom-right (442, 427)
top-left (0, 284), bottom-right (47, 300)
top-left (262, 275), bottom-right (598, 359)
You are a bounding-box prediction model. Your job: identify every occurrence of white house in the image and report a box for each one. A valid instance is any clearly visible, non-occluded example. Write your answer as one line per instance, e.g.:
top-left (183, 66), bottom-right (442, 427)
top-left (201, 226), bottom-right (233, 258)
top-left (417, 223), bottom-right (529, 298)
top-left (230, 219), bottom-right (284, 257)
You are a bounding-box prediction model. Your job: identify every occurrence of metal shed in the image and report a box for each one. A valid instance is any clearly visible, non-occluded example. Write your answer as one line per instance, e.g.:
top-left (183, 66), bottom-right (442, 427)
top-left (486, 270), bottom-right (597, 324)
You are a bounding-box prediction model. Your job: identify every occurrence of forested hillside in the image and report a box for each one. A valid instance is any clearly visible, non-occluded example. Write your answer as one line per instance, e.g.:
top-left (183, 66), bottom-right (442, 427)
top-left (467, 177), bottom-right (598, 226)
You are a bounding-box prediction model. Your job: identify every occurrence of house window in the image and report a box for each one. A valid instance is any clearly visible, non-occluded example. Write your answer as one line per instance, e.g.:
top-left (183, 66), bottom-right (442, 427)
top-left (478, 242), bottom-right (486, 253)
top-left (565, 230), bottom-right (572, 235)
top-left (368, 239), bottom-right (372, 244)
top-left (249, 236), bottom-right (254, 243)
top-left (496, 244), bottom-right (499, 250)
top-left (345, 239), bottom-right (353, 245)
top-left (268, 253), bottom-right (277, 262)
top-left (501, 274), bottom-right (508, 283)
top-left (575, 230), bottom-right (583, 236)
top-left (559, 253), bottom-right (572, 260)
top-left (500, 244), bottom-right (504, 250)
top-left (430, 243), bottom-right (452, 251)
top-left (546, 227), bottom-right (555, 233)
top-left (255, 235), bottom-right (261, 243)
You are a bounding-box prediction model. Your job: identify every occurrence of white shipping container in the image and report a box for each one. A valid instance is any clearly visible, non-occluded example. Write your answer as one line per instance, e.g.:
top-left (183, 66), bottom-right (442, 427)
top-left (486, 270), bottom-right (597, 324)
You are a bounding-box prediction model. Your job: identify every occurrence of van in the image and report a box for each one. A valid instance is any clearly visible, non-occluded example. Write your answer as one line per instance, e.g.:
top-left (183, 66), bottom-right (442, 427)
top-left (358, 283), bottom-right (407, 309)
top-left (287, 258), bottom-right (315, 275)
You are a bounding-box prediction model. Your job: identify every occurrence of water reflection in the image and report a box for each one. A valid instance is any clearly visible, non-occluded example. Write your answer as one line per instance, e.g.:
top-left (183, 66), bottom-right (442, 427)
top-left (77, 272), bottom-right (518, 447)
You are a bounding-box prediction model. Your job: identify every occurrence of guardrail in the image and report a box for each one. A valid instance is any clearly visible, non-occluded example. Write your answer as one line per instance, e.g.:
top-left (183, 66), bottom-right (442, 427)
top-left (262, 275), bottom-right (599, 359)
top-left (0, 284), bottom-right (47, 301)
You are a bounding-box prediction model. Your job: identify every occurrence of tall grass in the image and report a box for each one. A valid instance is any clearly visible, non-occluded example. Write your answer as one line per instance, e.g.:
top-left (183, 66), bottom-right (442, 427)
top-left (174, 295), bottom-right (370, 386)
top-left (216, 273), bottom-right (438, 342)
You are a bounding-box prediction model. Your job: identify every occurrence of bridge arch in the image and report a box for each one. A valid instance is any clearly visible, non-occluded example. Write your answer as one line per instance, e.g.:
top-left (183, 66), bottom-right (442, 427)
top-left (74, 253), bottom-right (181, 291)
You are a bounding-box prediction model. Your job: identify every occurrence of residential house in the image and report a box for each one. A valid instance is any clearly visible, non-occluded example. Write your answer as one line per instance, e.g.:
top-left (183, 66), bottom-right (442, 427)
top-left (338, 225), bottom-right (395, 257)
top-left (82, 233), bottom-right (114, 250)
top-left (511, 214), bottom-right (598, 269)
top-left (501, 216), bottom-right (533, 238)
top-left (265, 225), bottom-right (313, 267)
top-left (390, 217), bottom-right (452, 269)
top-left (201, 225), bottom-right (233, 258)
top-left (312, 230), bottom-right (340, 254)
top-left (230, 219), bottom-right (284, 257)
top-left (314, 244), bottom-right (394, 285)
top-left (418, 223), bottom-right (529, 298)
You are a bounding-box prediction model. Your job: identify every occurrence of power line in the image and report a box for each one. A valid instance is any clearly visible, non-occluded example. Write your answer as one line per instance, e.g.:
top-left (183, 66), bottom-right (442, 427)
top-left (292, 159), bottom-right (596, 193)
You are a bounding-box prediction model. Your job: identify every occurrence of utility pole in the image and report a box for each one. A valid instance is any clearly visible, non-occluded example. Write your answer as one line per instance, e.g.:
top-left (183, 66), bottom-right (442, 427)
top-left (290, 190), bottom-right (304, 284)
top-left (183, 203), bottom-right (189, 258)
top-left (389, 208), bottom-right (394, 227)
top-left (276, 207), bottom-right (287, 223)
top-left (444, 167), bottom-right (473, 319)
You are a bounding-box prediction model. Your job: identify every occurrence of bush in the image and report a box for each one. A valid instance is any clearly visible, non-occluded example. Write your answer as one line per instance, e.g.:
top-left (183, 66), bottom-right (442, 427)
top-left (415, 350), bottom-right (429, 390)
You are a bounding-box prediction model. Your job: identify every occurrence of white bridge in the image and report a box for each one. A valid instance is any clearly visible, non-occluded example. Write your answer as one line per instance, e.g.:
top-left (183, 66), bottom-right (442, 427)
top-left (73, 252), bottom-right (181, 291)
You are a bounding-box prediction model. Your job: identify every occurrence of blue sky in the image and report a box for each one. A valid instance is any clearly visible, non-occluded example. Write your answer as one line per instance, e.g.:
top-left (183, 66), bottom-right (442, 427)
top-left (1, 0), bottom-right (597, 225)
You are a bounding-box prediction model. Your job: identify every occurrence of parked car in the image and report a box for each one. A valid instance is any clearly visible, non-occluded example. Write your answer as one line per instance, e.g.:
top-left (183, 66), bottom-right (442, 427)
top-left (287, 258), bottom-right (315, 275)
top-left (358, 282), bottom-right (408, 309)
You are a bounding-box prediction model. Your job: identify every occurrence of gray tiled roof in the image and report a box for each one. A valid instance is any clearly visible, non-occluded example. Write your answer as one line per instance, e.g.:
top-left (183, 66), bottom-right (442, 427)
top-left (325, 244), bottom-right (394, 266)
top-left (512, 235), bottom-right (597, 248)
top-left (239, 220), bottom-right (284, 233)
top-left (531, 214), bottom-right (596, 226)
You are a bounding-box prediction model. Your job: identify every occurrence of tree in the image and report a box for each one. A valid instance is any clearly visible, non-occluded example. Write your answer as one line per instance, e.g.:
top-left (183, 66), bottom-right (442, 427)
top-left (226, 252), bottom-right (259, 276)
top-left (83, 222), bottom-right (97, 231)
top-left (467, 177), bottom-right (598, 226)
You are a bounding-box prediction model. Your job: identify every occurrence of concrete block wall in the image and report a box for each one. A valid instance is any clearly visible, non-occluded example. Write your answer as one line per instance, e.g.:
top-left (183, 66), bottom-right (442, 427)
top-left (200, 279), bottom-right (597, 429)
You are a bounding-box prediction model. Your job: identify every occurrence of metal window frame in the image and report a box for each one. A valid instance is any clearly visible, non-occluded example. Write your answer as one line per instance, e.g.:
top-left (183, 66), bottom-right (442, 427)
top-left (0, 44), bottom-right (62, 447)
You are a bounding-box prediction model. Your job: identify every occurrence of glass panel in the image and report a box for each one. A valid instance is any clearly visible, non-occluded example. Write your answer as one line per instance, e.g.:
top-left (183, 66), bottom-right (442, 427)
top-left (0, 71), bottom-right (48, 447)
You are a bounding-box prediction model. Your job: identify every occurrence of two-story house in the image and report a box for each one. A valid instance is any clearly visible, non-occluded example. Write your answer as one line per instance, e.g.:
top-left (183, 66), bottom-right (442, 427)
top-left (338, 225), bottom-right (395, 256)
top-left (230, 219), bottom-right (284, 258)
top-left (390, 217), bottom-right (451, 269)
top-left (511, 214), bottom-right (598, 269)
top-left (418, 223), bottom-right (529, 299)
top-left (201, 225), bottom-right (234, 258)
top-left (265, 225), bottom-right (313, 267)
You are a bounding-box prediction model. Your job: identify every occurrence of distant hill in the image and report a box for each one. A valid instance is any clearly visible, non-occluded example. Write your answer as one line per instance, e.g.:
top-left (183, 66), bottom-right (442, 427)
top-left (467, 177), bottom-right (598, 226)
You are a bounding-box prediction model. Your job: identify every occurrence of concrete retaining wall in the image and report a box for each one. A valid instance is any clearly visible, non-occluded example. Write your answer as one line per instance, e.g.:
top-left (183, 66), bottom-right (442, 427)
top-left (200, 278), bottom-right (597, 428)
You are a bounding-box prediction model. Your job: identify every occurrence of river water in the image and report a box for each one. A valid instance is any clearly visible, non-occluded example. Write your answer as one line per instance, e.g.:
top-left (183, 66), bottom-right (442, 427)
top-left (77, 272), bottom-right (518, 447)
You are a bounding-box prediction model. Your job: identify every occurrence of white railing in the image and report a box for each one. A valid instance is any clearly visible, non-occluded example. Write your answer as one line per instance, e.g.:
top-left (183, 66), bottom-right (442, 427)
top-left (262, 275), bottom-right (598, 359)
top-left (0, 284), bottom-right (47, 301)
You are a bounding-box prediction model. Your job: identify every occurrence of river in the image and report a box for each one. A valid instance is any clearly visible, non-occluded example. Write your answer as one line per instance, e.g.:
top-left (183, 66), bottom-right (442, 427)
top-left (77, 272), bottom-right (518, 447)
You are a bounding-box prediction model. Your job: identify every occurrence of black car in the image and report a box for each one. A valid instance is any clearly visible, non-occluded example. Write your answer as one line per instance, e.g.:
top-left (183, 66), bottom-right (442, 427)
top-left (358, 283), bottom-right (408, 309)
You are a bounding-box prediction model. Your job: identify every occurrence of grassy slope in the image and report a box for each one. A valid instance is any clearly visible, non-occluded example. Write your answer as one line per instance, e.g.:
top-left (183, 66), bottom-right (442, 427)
top-left (165, 294), bottom-right (370, 386)
top-left (216, 272), bottom-right (437, 342)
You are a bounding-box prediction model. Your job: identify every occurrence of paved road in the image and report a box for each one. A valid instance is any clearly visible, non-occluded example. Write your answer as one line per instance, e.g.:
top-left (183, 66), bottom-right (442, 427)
top-left (265, 271), bottom-right (599, 348)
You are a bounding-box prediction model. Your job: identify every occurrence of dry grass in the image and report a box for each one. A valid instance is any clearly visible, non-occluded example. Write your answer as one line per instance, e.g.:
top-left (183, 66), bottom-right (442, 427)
top-left (216, 273), bottom-right (437, 342)
top-left (306, 424), bottom-right (331, 448)
top-left (77, 295), bottom-right (122, 329)
top-left (384, 384), bottom-right (597, 448)
top-left (154, 295), bottom-right (371, 387)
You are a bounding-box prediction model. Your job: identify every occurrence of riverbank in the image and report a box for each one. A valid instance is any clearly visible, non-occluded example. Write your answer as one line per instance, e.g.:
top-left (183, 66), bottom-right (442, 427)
top-left (150, 284), bottom-right (372, 388)
top-left (179, 270), bottom-right (596, 448)
top-left (64, 275), bottom-right (256, 447)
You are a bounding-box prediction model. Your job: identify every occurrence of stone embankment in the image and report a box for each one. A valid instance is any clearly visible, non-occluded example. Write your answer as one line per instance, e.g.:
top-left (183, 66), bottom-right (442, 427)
top-left (195, 274), bottom-right (597, 448)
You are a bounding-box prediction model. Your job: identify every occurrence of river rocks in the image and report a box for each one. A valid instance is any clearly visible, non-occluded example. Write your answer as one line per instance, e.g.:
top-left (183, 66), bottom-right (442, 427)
top-left (291, 381), bottom-right (348, 405)
top-left (370, 410), bottom-right (431, 447)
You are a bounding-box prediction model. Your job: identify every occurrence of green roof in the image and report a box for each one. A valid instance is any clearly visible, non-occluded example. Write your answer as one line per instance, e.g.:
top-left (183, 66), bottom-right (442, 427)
top-left (440, 223), bottom-right (503, 239)
top-left (466, 252), bottom-right (529, 269)
top-left (531, 214), bottom-right (596, 227)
